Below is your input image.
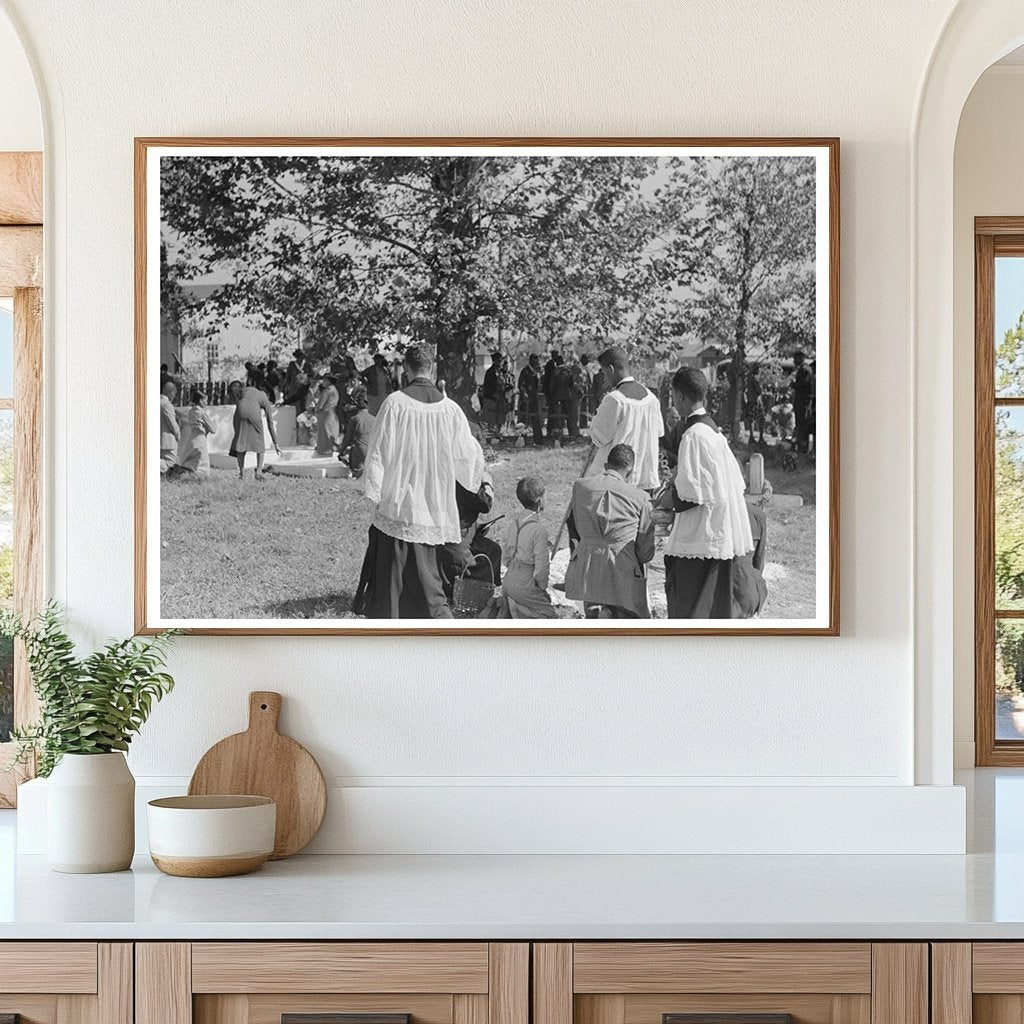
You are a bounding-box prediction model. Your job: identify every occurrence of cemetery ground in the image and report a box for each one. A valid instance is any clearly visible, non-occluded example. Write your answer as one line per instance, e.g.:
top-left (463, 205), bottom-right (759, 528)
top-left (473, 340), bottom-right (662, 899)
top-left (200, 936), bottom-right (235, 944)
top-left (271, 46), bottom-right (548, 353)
top-left (160, 441), bottom-right (817, 621)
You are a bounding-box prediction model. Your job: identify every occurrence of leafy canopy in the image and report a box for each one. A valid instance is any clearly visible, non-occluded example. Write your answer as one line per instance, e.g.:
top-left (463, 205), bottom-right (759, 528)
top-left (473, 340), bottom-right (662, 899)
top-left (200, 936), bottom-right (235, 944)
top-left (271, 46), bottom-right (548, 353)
top-left (160, 154), bottom-right (814, 405)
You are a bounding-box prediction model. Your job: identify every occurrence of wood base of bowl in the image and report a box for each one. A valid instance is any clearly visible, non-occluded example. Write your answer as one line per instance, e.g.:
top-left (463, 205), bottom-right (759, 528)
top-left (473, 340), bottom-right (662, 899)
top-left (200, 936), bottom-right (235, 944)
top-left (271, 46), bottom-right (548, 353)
top-left (151, 853), bottom-right (269, 878)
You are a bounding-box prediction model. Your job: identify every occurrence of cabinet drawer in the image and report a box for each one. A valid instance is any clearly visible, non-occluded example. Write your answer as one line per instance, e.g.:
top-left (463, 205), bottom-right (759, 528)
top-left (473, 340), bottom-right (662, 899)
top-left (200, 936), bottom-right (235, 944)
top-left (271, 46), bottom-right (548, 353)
top-left (139, 943), bottom-right (528, 1024)
top-left (0, 942), bottom-right (98, 994)
top-left (534, 944), bottom-right (925, 1024)
top-left (571, 944), bottom-right (872, 994)
top-left (191, 943), bottom-right (491, 994)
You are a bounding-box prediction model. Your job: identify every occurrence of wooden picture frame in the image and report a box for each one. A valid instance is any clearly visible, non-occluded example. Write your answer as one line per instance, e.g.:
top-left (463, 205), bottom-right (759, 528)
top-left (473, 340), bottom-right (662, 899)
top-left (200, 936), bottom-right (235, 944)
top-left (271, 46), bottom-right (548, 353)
top-left (975, 216), bottom-right (1024, 765)
top-left (135, 137), bottom-right (840, 636)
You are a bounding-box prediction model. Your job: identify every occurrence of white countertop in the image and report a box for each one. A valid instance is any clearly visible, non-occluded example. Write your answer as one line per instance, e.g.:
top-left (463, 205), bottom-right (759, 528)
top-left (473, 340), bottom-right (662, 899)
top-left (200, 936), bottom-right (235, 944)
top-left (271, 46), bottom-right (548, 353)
top-left (0, 850), bottom-right (1023, 940)
top-left (1, 769), bottom-right (1021, 941)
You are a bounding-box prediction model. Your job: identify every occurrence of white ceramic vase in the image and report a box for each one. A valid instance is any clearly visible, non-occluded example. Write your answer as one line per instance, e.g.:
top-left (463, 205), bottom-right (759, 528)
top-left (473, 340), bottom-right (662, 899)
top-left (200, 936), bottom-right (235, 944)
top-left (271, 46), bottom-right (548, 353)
top-left (46, 752), bottom-right (135, 873)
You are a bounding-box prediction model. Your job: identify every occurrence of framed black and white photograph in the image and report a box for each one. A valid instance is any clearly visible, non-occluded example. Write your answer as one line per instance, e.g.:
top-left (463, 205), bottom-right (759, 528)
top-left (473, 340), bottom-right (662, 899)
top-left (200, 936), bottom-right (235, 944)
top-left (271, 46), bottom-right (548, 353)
top-left (135, 137), bottom-right (839, 635)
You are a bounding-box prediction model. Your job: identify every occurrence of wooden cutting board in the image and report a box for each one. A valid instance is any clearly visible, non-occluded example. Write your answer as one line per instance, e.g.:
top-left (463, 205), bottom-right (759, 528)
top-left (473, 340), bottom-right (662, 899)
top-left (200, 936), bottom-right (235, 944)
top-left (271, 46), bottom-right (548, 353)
top-left (188, 691), bottom-right (326, 859)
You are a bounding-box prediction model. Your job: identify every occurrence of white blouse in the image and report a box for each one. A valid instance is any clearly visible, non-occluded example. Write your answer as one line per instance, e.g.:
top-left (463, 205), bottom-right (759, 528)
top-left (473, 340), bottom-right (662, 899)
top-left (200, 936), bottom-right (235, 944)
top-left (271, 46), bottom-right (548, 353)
top-left (664, 423), bottom-right (754, 560)
top-left (587, 388), bottom-right (665, 490)
top-left (363, 391), bottom-right (484, 545)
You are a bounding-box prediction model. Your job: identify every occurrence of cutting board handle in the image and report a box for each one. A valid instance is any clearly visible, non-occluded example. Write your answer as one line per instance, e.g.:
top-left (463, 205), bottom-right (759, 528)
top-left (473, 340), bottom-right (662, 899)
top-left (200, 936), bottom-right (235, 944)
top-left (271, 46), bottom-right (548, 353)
top-left (248, 691), bottom-right (282, 734)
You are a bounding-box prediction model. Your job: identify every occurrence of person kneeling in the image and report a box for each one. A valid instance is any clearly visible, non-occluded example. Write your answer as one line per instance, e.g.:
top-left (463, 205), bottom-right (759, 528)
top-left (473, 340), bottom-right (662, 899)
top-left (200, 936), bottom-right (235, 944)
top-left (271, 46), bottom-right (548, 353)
top-left (501, 476), bottom-right (557, 619)
top-left (564, 443), bottom-right (655, 618)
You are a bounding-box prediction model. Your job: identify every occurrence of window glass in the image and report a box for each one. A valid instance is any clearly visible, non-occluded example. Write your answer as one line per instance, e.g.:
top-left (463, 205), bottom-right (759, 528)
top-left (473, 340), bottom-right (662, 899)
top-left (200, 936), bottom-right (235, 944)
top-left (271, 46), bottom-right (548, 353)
top-left (997, 620), bottom-right (1024, 741)
top-left (997, 257), bottom-right (1024, 397)
top-left (997, 407), bottom-right (1024, 610)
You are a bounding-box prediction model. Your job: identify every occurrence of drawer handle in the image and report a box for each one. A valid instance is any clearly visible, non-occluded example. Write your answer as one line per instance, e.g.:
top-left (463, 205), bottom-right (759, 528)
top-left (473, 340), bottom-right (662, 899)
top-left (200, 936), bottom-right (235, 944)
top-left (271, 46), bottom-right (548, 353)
top-left (283, 1016), bottom-right (411, 1024)
top-left (664, 1016), bottom-right (794, 1024)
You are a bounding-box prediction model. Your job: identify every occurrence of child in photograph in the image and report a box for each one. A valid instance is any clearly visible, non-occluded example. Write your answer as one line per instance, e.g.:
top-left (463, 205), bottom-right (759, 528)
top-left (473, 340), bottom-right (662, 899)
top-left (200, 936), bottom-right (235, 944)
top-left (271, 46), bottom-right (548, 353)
top-left (174, 387), bottom-right (215, 478)
top-left (501, 476), bottom-right (557, 619)
top-left (339, 386), bottom-right (375, 478)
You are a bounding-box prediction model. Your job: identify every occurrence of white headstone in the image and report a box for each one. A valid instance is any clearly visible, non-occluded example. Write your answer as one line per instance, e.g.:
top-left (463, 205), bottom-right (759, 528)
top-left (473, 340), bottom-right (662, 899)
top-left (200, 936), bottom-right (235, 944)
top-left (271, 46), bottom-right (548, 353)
top-left (748, 453), bottom-right (765, 495)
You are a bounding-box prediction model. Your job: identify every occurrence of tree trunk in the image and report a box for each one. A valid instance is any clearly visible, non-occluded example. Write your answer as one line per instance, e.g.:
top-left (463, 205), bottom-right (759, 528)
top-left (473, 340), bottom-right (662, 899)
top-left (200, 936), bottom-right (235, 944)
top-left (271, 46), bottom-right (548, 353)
top-left (432, 317), bottom-right (479, 409)
top-left (427, 158), bottom-right (484, 409)
top-left (731, 209), bottom-right (755, 439)
top-left (732, 287), bottom-right (749, 438)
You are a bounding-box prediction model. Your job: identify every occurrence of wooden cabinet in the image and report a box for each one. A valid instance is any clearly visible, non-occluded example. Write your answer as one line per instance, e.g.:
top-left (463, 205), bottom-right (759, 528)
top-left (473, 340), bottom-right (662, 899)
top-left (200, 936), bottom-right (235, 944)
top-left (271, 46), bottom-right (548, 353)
top-left (532, 944), bottom-right (928, 1024)
top-left (0, 937), bottom-right (966, 1024)
top-left (0, 943), bottom-right (131, 1024)
top-left (931, 943), bottom-right (1024, 1024)
top-left (136, 944), bottom-right (528, 1024)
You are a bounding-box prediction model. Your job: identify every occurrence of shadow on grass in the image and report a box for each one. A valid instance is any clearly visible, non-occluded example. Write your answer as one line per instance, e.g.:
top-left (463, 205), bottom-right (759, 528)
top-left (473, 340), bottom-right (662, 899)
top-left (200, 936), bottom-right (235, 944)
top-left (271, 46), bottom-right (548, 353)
top-left (261, 591), bottom-right (357, 619)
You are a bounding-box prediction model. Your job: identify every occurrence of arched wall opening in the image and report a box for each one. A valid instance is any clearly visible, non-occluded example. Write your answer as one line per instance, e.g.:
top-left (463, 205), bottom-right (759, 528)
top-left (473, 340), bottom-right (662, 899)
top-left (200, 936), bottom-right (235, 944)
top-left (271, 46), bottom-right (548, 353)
top-left (914, 1), bottom-right (1024, 785)
top-left (952, 47), bottom-right (1024, 767)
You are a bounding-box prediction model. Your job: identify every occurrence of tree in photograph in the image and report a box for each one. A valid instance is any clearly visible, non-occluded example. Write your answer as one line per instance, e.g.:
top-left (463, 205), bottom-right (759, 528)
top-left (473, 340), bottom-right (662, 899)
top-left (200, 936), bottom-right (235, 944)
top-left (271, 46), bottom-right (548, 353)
top-left (672, 156), bottom-right (817, 434)
top-left (160, 155), bottom-right (702, 407)
top-left (489, 156), bottom-right (702, 355)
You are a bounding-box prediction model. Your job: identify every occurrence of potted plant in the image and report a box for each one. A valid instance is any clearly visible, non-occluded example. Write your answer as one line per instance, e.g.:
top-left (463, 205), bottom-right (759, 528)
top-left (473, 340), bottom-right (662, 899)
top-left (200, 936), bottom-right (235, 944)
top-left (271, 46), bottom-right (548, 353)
top-left (2, 603), bottom-right (178, 873)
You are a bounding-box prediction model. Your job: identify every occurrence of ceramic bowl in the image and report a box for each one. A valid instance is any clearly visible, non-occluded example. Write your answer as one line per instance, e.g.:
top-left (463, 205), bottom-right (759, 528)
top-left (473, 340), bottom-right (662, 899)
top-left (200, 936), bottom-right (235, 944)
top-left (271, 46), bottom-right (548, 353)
top-left (147, 795), bottom-right (276, 877)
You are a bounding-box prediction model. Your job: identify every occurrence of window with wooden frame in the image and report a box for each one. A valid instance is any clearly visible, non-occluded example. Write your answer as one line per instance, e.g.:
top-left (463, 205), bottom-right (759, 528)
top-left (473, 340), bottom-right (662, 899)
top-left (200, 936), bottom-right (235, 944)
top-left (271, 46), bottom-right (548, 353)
top-left (0, 151), bottom-right (43, 806)
top-left (976, 217), bottom-right (1024, 765)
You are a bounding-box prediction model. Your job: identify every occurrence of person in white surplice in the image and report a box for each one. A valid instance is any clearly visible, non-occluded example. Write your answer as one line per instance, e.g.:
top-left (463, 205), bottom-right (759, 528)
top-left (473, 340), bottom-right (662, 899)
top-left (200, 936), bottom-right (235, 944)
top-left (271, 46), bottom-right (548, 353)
top-left (586, 346), bottom-right (664, 492)
top-left (663, 365), bottom-right (755, 618)
top-left (354, 345), bottom-right (484, 619)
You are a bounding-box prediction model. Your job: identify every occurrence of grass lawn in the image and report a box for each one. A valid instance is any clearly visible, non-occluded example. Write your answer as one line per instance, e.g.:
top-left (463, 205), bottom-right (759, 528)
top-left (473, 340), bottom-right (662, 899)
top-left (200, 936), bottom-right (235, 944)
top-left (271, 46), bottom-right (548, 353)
top-left (160, 439), bottom-right (817, 620)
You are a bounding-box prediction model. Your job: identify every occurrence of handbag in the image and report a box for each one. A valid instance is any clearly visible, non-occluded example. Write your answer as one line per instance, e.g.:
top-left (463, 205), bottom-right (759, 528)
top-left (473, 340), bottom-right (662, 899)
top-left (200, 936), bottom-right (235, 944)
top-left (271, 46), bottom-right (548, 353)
top-left (452, 553), bottom-right (497, 618)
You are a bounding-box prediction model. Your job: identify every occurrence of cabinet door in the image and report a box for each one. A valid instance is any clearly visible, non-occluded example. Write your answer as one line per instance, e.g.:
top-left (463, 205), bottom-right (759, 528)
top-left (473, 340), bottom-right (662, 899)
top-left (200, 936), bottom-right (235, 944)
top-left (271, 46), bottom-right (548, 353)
top-left (942, 943), bottom-right (1024, 1024)
top-left (534, 944), bottom-right (927, 1024)
top-left (0, 943), bottom-right (131, 1024)
top-left (137, 943), bottom-right (528, 1024)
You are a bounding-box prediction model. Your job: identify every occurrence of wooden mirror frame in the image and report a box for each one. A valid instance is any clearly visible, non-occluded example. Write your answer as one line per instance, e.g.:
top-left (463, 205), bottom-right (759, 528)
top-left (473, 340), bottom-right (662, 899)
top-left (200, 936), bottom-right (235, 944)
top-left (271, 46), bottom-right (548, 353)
top-left (0, 152), bottom-right (43, 807)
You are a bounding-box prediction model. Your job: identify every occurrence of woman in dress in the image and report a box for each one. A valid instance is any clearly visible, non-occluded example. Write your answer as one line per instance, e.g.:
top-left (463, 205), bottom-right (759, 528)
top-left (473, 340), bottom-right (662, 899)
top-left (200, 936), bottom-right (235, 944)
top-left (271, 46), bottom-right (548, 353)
top-left (228, 379), bottom-right (280, 480)
top-left (314, 373), bottom-right (340, 456)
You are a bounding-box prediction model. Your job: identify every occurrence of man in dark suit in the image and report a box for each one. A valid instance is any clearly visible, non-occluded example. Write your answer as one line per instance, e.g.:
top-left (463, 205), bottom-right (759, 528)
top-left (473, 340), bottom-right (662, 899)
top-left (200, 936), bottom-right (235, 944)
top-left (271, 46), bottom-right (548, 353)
top-left (791, 349), bottom-right (815, 453)
top-left (517, 353), bottom-right (544, 445)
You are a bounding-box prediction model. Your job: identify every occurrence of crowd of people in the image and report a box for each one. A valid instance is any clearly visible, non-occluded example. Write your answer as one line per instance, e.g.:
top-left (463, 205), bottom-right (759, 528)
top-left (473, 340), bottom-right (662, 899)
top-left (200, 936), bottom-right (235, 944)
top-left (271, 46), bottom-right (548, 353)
top-left (482, 348), bottom-right (604, 444)
top-left (158, 346), bottom-right (401, 481)
top-left (352, 344), bottom-right (768, 621)
top-left (159, 340), bottom-right (810, 621)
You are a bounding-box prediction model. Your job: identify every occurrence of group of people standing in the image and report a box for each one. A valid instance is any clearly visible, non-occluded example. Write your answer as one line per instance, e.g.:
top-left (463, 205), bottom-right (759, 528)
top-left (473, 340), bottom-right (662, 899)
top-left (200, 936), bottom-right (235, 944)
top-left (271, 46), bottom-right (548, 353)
top-left (483, 348), bottom-right (601, 445)
top-left (741, 350), bottom-right (816, 453)
top-left (353, 343), bottom-right (768, 621)
top-left (159, 345), bottom-right (384, 481)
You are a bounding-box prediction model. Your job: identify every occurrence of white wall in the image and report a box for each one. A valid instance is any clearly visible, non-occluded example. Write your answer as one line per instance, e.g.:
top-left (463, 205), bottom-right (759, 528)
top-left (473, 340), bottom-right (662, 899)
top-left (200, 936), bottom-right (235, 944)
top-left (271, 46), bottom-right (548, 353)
top-left (952, 66), bottom-right (1024, 767)
top-left (0, 0), bottom-right (973, 852)
top-left (0, 10), bottom-right (39, 151)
